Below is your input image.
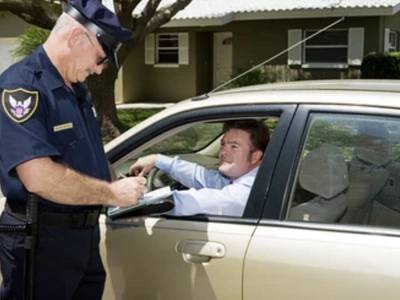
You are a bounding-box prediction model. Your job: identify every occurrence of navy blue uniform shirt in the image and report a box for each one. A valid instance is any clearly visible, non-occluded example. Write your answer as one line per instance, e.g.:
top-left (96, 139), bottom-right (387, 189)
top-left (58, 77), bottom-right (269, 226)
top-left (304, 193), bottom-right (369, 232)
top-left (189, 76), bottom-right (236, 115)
top-left (0, 46), bottom-right (110, 212)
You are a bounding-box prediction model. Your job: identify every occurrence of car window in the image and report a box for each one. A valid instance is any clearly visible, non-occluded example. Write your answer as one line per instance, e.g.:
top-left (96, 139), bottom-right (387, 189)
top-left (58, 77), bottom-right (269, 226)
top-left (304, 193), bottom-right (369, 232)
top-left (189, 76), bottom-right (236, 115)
top-left (141, 122), bottom-right (224, 156)
top-left (286, 113), bottom-right (400, 229)
top-left (113, 116), bottom-right (279, 218)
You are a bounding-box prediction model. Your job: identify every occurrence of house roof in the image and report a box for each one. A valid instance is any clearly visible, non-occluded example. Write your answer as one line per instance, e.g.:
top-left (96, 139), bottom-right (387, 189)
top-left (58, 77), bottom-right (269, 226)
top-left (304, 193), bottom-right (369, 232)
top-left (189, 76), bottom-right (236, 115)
top-left (137, 0), bottom-right (400, 27)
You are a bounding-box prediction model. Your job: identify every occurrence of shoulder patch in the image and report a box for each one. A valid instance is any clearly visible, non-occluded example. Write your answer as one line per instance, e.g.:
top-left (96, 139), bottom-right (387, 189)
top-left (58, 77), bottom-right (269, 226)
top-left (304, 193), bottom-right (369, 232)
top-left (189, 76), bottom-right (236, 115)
top-left (1, 88), bottom-right (39, 123)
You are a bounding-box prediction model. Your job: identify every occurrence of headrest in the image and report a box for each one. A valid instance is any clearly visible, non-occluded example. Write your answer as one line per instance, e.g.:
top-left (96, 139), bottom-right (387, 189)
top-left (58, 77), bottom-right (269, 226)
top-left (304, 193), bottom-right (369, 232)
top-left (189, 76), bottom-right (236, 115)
top-left (65, 0), bottom-right (132, 68)
top-left (299, 145), bottom-right (349, 199)
top-left (355, 123), bottom-right (391, 166)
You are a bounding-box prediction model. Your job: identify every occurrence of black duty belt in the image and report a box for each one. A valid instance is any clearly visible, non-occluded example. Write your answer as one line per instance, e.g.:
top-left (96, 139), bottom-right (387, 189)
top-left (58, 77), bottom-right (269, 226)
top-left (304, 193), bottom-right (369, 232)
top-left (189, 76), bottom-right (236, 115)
top-left (5, 201), bottom-right (101, 229)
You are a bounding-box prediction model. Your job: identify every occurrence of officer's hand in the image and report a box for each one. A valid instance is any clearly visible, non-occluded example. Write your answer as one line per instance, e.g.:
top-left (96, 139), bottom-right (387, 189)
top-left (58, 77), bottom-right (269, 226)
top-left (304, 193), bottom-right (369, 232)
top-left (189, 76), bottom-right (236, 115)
top-left (129, 154), bottom-right (158, 177)
top-left (110, 176), bottom-right (147, 207)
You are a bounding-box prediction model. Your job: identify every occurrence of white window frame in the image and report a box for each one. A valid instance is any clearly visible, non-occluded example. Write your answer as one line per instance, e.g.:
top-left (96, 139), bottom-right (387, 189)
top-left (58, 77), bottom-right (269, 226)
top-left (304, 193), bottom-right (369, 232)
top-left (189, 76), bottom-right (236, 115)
top-left (302, 29), bottom-right (349, 69)
top-left (156, 33), bottom-right (179, 66)
top-left (388, 30), bottom-right (398, 52)
top-left (144, 33), bottom-right (189, 67)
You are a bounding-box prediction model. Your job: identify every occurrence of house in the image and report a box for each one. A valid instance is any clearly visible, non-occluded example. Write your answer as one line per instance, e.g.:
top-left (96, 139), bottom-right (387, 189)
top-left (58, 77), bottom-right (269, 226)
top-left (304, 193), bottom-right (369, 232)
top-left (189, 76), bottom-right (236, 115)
top-left (0, 14), bottom-right (27, 74)
top-left (126, 0), bottom-right (400, 104)
top-left (1, 0), bottom-right (400, 104)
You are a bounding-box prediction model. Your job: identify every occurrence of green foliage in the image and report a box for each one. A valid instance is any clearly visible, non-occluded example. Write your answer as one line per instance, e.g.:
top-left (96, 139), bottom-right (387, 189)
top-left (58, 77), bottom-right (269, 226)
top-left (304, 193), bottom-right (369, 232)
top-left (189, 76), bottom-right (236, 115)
top-left (117, 108), bottom-right (164, 129)
top-left (229, 67), bottom-right (269, 88)
top-left (11, 26), bottom-right (50, 62)
top-left (304, 120), bottom-right (356, 160)
top-left (361, 52), bottom-right (400, 79)
top-left (228, 65), bottom-right (313, 88)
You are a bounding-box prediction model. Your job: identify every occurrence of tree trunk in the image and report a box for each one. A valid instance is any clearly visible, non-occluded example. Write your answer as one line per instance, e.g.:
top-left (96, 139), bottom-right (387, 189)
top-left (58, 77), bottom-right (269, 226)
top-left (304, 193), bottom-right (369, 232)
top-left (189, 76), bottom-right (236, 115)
top-left (86, 66), bottom-right (127, 143)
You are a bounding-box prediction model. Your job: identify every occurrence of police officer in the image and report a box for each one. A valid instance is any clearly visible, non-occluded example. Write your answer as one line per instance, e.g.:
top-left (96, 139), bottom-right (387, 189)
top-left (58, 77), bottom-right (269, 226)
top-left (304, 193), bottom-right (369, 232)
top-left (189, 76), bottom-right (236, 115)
top-left (0, 0), bottom-right (147, 299)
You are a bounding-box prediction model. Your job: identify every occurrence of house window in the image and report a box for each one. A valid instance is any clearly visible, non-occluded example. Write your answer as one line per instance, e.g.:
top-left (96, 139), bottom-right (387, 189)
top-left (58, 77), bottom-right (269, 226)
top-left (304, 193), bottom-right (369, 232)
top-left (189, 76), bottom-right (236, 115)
top-left (156, 34), bottom-right (179, 64)
top-left (304, 30), bottom-right (348, 64)
top-left (388, 31), bottom-right (398, 52)
top-left (145, 33), bottom-right (189, 66)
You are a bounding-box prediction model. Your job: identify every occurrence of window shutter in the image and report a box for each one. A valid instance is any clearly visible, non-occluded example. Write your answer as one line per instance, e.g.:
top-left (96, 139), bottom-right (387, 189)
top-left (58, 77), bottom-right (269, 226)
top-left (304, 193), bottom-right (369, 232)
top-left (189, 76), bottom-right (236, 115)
top-left (384, 28), bottom-right (390, 52)
top-left (288, 29), bottom-right (302, 65)
top-left (145, 34), bottom-right (155, 65)
top-left (178, 33), bottom-right (189, 65)
top-left (348, 28), bottom-right (364, 66)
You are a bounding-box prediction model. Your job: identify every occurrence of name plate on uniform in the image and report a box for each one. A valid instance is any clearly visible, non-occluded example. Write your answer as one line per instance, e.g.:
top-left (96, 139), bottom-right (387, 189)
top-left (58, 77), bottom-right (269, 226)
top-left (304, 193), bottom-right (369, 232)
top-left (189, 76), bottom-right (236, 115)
top-left (54, 122), bottom-right (73, 132)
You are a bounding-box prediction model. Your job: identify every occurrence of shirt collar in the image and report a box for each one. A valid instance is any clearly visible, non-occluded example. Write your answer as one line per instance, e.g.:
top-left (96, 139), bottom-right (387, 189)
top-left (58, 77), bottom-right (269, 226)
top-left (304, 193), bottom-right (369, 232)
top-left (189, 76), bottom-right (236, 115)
top-left (33, 46), bottom-right (68, 91)
top-left (232, 166), bottom-right (260, 184)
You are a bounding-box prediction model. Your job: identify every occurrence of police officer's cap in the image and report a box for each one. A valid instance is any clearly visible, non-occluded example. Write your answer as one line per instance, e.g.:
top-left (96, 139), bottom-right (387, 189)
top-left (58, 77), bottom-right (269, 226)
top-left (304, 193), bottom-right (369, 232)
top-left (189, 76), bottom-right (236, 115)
top-left (65, 0), bottom-right (132, 68)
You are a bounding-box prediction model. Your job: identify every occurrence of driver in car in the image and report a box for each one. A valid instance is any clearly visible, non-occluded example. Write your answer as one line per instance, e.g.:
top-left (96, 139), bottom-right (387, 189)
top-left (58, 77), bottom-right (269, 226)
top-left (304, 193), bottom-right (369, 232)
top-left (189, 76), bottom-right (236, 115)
top-left (129, 119), bottom-right (270, 216)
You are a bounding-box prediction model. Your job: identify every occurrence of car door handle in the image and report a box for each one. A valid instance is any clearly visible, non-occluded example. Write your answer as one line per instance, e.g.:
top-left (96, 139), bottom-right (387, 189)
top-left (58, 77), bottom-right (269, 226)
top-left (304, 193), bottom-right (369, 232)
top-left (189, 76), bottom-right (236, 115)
top-left (176, 240), bottom-right (226, 264)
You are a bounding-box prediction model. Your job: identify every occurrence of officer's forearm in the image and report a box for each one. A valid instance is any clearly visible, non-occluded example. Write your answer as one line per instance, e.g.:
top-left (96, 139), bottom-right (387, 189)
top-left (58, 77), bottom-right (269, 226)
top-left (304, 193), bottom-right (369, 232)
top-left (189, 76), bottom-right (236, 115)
top-left (16, 156), bottom-right (116, 206)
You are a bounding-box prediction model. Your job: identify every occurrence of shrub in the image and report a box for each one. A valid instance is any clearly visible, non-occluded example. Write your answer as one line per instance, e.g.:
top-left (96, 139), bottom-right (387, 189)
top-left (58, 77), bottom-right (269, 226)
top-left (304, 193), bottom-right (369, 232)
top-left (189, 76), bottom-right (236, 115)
top-left (228, 65), bottom-right (312, 88)
top-left (11, 26), bottom-right (50, 62)
top-left (361, 52), bottom-right (400, 79)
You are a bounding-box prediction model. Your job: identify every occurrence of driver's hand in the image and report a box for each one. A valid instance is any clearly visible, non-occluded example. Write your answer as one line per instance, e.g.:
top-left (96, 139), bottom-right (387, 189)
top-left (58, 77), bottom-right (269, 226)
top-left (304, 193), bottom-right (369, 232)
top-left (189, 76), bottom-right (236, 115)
top-left (129, 154), bottom-right (158, 177)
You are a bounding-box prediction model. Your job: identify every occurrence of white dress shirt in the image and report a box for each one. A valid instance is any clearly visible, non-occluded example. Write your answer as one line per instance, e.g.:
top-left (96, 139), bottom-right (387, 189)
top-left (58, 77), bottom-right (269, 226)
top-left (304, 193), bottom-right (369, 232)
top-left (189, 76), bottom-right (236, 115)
top-left (155, 154), bottom-right (259, 217)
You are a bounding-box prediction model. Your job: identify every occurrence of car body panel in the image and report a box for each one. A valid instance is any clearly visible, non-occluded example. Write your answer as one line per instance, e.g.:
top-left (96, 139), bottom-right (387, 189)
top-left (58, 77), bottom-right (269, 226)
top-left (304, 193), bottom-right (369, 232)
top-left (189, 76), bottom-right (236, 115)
top-left (101, 217), bottom-right (256, 300)
top-left (244, 223), bottom-right (400, 300)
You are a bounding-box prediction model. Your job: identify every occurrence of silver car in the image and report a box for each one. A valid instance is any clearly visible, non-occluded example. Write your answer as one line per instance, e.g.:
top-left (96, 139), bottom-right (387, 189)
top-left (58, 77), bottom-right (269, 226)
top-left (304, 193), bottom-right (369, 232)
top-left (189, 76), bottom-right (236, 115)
top-left (4, 80), bottom-right (400, 299)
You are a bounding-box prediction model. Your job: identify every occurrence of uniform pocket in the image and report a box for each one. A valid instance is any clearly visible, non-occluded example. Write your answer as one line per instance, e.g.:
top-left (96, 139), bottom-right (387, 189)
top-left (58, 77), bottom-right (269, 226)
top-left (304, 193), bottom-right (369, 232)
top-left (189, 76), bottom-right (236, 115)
top-left (53, 126), bottom-right (84, 148)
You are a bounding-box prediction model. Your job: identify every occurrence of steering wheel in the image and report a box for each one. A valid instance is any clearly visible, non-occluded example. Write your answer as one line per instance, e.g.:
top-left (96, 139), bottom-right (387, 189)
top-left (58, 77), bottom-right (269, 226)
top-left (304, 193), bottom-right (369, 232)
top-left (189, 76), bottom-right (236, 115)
top-left (146, 167), bottom-right (159, 191)
top-left (146, 167), bottom-right (187, 191)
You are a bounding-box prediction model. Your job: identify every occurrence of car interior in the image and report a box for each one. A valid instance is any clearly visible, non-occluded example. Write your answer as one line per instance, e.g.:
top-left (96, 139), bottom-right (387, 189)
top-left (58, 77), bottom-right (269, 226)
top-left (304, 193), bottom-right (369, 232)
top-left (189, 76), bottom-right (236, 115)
top-left (288, 116), bottom-right (400, 229)
top-left (112, 117), bottom-right (278, 216)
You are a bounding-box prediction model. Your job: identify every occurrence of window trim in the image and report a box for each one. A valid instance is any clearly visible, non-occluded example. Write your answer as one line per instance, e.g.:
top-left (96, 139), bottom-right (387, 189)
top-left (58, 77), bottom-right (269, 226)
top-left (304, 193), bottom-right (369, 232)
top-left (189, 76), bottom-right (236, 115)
top-left (144, 33), bottom-right (189, 66)
top-left (302, 29), bottom-right (349, 66)
top-left (388, 30), bottom-right (398, 52)
top-left (156, 33), bottom-right (179, 65)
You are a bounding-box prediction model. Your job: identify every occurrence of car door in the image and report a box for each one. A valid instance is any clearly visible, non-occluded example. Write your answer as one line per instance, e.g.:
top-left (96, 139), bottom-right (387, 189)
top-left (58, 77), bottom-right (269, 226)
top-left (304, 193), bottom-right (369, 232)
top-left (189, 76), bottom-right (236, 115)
top-left (244, 104), bottom-right (400, 300)
top-left (101, 104), bottom-right (296, 300)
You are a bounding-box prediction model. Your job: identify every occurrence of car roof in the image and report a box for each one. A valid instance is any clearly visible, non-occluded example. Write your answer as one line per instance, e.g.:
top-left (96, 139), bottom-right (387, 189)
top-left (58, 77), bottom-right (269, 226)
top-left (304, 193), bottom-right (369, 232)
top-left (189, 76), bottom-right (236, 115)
top-left (210, 79), bottom-right (400, 94)
top-left (106, 79), bottom-right (400, 151)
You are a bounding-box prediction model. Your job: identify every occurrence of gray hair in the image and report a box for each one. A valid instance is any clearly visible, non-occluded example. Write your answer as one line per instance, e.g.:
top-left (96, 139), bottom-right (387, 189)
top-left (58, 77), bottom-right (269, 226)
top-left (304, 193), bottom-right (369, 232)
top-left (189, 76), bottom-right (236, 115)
top-left (51, 13), bottom-right (78, 35)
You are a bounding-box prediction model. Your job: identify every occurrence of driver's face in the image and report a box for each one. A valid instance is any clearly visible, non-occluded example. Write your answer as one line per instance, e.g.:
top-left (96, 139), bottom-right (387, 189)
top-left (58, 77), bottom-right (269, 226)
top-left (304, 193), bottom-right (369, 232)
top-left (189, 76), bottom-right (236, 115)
top-left (218, 129), bottom-right (256, 180)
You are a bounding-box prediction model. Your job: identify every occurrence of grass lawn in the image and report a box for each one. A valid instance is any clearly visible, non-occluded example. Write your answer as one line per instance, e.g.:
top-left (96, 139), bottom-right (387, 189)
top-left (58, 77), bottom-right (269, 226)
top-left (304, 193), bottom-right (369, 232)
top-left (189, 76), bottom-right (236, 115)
top-left (117, 108), bottom-right (164, 129)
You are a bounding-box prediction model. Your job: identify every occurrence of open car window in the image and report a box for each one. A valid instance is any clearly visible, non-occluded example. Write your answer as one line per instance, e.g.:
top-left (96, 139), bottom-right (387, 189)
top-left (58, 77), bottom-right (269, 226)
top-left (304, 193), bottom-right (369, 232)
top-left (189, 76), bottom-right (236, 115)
top-left (141, 122), bottom-right (224, 156)
top-left (112, 116), bottom-right (279, 219)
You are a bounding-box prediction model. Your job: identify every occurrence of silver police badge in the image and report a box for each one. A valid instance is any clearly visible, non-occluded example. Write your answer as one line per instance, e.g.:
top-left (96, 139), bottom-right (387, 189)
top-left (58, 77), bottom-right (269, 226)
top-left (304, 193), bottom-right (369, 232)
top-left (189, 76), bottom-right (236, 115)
top-left (1, 88), bottom-right (39, 123)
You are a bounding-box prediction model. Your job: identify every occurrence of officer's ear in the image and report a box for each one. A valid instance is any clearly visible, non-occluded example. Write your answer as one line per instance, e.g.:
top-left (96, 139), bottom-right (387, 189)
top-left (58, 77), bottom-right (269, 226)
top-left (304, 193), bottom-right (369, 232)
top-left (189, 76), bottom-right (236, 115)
top-left (68, 28), bottom-right (84, 50)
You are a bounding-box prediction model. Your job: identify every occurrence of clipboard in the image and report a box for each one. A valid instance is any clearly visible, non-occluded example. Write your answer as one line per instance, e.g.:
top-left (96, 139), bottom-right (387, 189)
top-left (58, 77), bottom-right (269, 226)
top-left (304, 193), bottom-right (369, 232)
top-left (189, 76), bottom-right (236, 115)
top-left (107, 186), bottom-right (174, 219)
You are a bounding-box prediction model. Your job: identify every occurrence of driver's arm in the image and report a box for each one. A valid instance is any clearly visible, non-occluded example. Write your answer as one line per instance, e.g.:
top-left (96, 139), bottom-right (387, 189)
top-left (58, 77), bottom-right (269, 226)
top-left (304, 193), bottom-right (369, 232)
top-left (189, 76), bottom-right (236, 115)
top-left (155, 155), bottom-right (230, 189)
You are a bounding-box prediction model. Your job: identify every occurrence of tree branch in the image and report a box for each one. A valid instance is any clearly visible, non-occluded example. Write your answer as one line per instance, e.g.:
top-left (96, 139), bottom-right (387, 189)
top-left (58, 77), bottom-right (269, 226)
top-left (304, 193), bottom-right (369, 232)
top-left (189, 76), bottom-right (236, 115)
top-left (140, 0), bottom-right (162, 24)
top-left (118, 0), bottom-right (141, 30)
top-left (0, 0), bottom-right (60, 29)
top-left (142, 0), bottom-right (191, 38)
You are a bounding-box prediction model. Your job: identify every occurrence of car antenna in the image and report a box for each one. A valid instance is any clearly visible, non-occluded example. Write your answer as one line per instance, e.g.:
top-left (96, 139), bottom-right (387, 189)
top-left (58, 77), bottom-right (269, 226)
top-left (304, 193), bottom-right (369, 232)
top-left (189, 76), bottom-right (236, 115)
top-left (192, 16), bottom-right (345, 101)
